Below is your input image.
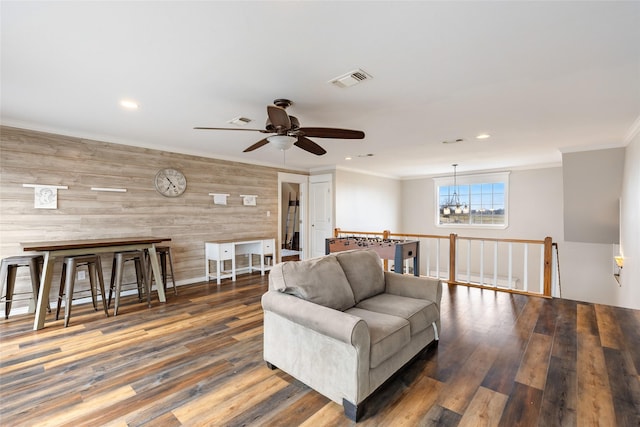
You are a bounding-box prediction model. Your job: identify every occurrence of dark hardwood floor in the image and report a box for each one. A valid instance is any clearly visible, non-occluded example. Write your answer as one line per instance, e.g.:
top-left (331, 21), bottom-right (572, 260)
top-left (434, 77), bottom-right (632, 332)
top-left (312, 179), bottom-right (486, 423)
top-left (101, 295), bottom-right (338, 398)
top-left (1, 273), bottom-right (639, 426)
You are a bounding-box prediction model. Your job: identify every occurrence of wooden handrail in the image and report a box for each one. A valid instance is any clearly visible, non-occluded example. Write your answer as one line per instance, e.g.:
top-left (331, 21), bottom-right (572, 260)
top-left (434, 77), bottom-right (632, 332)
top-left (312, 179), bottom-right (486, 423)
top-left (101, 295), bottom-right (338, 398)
top-left (388, 232), bottom-right (450, 240)
top-left (332, 228), bottom-right (555, 297)
top-left (389, 232), bottom-right (545, 245)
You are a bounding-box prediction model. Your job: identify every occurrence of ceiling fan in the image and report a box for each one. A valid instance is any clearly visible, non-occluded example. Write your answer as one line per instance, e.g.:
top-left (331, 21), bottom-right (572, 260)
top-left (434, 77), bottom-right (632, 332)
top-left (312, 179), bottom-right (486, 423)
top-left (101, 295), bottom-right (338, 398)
top-left (194, 99), bottom-right (365, 156)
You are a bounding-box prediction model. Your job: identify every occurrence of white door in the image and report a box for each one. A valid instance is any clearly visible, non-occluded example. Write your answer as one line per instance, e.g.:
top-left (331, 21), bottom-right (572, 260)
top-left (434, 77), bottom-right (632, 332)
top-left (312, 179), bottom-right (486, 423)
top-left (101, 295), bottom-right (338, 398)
top-left (309, 175), bottom-right (333, 258)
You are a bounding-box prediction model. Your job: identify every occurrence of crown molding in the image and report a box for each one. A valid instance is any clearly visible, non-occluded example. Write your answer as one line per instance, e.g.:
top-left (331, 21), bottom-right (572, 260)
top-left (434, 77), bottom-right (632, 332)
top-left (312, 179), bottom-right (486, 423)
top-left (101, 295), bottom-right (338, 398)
top-left (624, 114), bottom-right (640, 144)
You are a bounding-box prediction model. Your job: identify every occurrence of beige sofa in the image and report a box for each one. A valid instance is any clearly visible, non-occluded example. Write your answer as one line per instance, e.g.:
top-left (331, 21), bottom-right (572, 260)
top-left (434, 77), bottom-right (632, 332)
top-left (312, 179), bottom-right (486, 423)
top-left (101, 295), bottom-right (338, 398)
top-left (262, 249), bottom-right (442, 421)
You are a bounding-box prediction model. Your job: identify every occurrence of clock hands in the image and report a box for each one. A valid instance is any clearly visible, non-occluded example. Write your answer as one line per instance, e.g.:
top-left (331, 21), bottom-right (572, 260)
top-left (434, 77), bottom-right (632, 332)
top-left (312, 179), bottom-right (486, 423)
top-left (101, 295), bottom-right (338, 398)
top-left (162, 173), bottom-right (179, 193)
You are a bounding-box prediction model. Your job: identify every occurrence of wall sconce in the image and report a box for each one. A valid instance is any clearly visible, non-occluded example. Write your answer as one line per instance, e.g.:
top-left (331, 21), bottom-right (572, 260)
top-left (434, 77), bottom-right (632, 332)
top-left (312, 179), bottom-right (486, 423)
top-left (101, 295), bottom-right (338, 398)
top-left (613, 255), bottom-right (623, 285)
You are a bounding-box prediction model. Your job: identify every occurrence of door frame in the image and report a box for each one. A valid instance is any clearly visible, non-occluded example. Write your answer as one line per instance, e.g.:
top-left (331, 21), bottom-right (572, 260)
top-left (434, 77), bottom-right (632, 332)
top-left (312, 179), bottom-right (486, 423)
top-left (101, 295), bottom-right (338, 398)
top-left (309, 173), bottom-right (334, 258)
top-left (278, 172), bottom-right (309, 262)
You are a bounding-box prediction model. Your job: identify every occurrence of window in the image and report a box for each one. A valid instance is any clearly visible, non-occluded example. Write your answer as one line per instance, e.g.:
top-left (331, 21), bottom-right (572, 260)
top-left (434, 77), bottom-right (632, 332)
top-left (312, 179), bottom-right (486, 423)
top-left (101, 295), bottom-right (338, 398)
top-left (434, 171), bottom-right (509, 228)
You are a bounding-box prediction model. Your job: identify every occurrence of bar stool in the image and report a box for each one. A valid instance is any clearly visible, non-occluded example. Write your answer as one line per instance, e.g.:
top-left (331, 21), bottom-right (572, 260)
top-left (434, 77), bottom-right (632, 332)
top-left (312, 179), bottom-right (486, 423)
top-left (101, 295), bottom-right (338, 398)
top-left (0, 255), bottom-right (46, 319)
top-left (56, 254), bottom-right (109, 327)
top-left (146, 246), bottom-right (177, 296)
top-left (108, 250), bottom-right (149, 316)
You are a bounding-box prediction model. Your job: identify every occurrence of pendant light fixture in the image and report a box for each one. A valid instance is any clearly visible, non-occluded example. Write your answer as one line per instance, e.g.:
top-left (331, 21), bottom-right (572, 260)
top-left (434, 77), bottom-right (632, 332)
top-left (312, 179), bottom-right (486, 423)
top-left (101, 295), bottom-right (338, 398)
top-left (442, 164), bottom-right (469, 216)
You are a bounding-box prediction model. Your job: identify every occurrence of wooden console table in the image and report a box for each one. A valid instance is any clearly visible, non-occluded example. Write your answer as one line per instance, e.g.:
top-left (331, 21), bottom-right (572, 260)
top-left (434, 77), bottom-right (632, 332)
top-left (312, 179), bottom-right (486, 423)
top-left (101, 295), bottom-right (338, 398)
top-left (205, 237), bottom-right (275, 284)
top-left (21, 237), bottom-right (171, 330)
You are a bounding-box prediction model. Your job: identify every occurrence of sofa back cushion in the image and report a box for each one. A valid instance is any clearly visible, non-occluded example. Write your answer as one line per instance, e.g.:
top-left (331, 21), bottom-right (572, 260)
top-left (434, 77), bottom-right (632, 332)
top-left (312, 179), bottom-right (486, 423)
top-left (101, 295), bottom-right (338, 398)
top-left (269, 255), bottom-right (356, 311)
top-left (335, 249), bottom-right (385, 303)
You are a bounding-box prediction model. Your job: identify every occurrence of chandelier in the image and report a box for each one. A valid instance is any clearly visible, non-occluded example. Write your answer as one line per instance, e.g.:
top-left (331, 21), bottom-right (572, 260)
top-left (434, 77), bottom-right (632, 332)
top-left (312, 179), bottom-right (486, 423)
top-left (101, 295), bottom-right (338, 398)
top-left (442, 164), bottom-right (469, 216)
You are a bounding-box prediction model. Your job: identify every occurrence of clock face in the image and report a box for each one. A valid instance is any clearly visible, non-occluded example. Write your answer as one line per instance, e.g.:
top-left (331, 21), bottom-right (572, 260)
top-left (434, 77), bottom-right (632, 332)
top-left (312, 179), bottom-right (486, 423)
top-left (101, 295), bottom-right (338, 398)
top-left (155, 168), bottom-right (187, 197)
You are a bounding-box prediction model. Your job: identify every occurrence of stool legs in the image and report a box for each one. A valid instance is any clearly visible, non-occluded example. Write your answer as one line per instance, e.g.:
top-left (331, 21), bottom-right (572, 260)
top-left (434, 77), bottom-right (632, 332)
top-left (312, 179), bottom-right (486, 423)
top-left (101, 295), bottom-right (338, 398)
top-left (158, 249), bottom-right (177, 295)
top-left (108, 251), bottom-right (150, 316)
top-left (27, 257), bottom-right (42, 313)
top-left (1, 255), bottom-right (46, 319)
top-left (2, 264), bottom-right (17, 319)
top-left (56, 255), bottom-right (108, 327)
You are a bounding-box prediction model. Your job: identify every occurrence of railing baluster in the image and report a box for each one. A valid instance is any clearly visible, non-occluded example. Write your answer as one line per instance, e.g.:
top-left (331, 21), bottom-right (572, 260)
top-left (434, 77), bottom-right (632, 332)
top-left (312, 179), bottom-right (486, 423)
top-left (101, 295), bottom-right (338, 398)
top-left (466, 239), bottom-right (471, 283)
top-left (523, 243), bottom-right (529, 292)
top-left (435, 238), bottom-right (440, 279)
top-left (493, 241), bottom-right (498, 287)
top-left (539, 244), bottom-right (545, 294)
top-left (453, 235), bottom-right (458, 283)
top-left (449, 234), bottom-right (456, 283)
top-left (480, 240), bottom-right (484, 286)
top-left (508, 242), bottom-right (513, 290)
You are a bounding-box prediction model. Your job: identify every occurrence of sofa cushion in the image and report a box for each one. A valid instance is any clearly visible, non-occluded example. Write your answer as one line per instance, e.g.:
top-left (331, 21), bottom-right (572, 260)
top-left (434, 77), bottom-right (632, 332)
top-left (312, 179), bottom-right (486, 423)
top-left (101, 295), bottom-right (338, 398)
top-left (356, 293), bottom-right (439, 336)
top-left (270, 256), bottom-right (356, 311)
top-left (345, 307), bottom-right (410, 369)
top-left (335, 249), bottom-right (385, 304)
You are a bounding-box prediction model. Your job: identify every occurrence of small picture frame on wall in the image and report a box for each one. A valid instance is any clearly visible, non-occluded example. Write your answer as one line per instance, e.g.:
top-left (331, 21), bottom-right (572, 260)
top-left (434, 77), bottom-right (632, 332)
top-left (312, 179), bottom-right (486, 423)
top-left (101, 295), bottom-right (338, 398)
top-left (35, 186), bottom-right (57, 209)
top-left (23, 184), bottom-right (68, 209)
top-left (240, 195), bottom-right (257, 206)
top-left (209, 193), bottom-right (230, 205)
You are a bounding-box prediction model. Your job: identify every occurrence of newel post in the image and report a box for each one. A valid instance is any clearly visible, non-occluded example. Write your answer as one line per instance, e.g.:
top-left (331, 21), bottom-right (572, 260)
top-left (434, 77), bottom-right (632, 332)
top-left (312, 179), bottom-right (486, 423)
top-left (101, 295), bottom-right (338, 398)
top-left (449, 233), bottom-right (457, 283)
top-left (543, 236), bottom-right (553, 296)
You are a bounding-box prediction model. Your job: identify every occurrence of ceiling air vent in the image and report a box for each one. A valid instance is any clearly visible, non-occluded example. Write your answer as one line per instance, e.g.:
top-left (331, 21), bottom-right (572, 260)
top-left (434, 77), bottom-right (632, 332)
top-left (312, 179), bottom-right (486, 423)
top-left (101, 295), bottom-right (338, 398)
top-left (329, 69), bottom-right (373, 88)
top-left (228, 116), bottom-right (252, 126)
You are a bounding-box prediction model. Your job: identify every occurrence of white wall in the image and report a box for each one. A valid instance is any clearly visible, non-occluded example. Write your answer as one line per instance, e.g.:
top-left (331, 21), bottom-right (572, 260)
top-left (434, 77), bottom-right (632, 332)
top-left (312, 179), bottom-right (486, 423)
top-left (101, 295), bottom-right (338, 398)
top-left (618, 132), bottom-right (640, 308)
top-left (562, 148), bottom-right (624, 244)
top-left (556, 146), bottom-right (636, 309)
top-left (401, 166), bottom-right (638, 309)
top-left (334, 169), bottom-right (402, 232)
top-left (401, 168), bottom-right (563, 239)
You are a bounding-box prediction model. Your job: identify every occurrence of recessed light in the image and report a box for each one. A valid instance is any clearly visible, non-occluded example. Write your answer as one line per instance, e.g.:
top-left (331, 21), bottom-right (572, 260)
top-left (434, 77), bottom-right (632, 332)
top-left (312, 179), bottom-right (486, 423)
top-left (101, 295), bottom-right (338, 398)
top-left (476, 133), bottom-right (491, 139)
top-left (120, 99), bottom-right (139, 109)
top-left (345, 156), bottom-right (352, 160)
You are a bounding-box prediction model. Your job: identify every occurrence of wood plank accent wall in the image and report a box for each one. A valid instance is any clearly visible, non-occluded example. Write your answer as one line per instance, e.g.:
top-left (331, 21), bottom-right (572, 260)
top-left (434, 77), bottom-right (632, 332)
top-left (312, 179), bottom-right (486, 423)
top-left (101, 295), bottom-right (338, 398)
top-left (0, 126), bottom-right (301, 311)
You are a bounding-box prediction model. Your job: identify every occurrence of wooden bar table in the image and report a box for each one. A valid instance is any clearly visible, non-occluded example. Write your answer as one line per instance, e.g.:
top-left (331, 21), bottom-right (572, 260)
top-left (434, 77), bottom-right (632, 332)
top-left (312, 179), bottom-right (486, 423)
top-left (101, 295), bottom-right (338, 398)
top-left (21, 237), bottom-right (171, 330)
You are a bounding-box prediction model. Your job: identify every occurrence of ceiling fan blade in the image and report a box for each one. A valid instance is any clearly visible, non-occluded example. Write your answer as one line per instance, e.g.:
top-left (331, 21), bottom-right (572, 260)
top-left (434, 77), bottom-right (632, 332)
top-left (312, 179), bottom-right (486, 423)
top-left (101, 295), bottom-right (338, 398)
top-left (295, 136), bottom-right (327, 156)
top-left (267, 105), bottom-right (291, 131)
top-left (299, 127), bottom-right (365, 139)
top-left (243, 138), bottom-right (270, 152)
top-left (194, 126), bottom-right (269, 133)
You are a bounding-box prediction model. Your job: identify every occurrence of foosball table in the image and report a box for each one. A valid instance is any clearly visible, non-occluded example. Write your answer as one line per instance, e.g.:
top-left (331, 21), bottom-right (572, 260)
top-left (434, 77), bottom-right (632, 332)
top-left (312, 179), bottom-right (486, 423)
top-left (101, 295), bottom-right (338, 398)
top-left (326, 236), bottom-right (420, 276)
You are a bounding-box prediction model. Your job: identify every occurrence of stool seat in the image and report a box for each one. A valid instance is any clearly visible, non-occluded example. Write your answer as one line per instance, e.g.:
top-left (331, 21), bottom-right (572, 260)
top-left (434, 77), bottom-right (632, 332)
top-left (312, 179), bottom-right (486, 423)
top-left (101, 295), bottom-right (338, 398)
top-left (56, 254), bottom-right (109, 327)
top-left (109, 250), bottom-right (150, 316)
top-left (1, 255), bottom-right (46, 319)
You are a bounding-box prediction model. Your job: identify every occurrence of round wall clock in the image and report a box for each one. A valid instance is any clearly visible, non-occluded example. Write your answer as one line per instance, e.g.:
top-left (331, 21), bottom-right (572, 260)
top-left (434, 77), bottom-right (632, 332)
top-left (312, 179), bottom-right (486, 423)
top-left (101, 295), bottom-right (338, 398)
top-left (154, 168), bottom-right (187, 197)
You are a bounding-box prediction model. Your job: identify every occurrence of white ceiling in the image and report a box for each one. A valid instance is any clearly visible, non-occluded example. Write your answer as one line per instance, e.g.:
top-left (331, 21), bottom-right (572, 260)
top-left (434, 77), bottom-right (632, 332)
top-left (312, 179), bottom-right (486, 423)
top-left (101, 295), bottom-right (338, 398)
top-left (2, 1), bottom-right (639, 178)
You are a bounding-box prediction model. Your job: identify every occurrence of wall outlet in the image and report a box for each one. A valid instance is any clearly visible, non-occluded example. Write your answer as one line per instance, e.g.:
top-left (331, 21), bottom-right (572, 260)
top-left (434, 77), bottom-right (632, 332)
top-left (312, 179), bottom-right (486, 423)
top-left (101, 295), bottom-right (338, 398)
top-left (77, 270), bottom-right (86, 280)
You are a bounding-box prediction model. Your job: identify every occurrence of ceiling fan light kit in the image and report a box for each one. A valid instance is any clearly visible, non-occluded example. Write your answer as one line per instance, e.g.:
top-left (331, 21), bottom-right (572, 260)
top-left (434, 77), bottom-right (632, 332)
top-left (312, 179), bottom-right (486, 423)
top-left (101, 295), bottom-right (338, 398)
top-left (267, 135), bottom-right (296, 151)
top-left (195, 98), bottom-right (365, 156)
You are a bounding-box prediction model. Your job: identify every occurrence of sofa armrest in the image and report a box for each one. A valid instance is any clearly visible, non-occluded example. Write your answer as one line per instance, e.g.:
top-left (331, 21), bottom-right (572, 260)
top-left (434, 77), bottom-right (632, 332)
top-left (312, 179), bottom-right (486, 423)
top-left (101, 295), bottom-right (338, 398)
top-left (261, 291), bottom-right (369, 347)
top-left (384, 271), bottom-right (442, 305)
